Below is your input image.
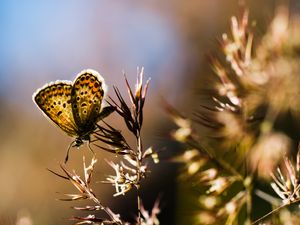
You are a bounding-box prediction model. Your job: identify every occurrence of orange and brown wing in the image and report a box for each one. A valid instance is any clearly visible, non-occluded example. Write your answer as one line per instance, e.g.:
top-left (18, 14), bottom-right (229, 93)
top-left (33, 81), bottom-right (79, 137)
top-left (71, 69), bottom-right (106, 131)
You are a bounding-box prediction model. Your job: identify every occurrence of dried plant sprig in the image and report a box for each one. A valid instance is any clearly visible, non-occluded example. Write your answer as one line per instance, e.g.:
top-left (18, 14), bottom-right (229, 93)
top-left (92, 122), bottom-right (132, 155)
top-left (99, 68), bottom-right (158, 224)
top-left (104, 159), bottom-right (143, 197)
top-left (166, 102), bottom-right (243, 180)
top-left (252, 144), bottom-right (300, 224)
top-left (108, 67), bottom-right (150, 137)
top-left (217, 191), bottom-right (247, 225)
top-left (168, 5), bottom-right (300, 225)
top-left (167, 102), bottom-right (254, 224)
top-left (197, 10), bottom-right (257, 147)
top-left (138, 199), bottom-right (161, 225)
top-left (49, 157), bottom-right (122, 225)
top-left (69, 215), bottom-right (109, 225)
top-left (271, 144), bottom-right (300, 203)
top-left (221, 9), bottom-right (253, 78)
top-left (168, 10), bottom-right (263, 225)
top-left (203, 6), bottom-right (300, 145)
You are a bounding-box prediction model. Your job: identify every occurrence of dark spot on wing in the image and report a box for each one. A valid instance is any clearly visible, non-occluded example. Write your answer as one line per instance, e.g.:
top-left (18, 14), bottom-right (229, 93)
top-left (100, 89), bottom-right (104, 96)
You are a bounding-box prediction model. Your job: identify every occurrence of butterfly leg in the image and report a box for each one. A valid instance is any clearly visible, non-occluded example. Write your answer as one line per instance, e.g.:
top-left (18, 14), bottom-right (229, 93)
top-left (88, 141), bottom-right (96, 158)
top-left (64, 140), bottom-right (76, 163)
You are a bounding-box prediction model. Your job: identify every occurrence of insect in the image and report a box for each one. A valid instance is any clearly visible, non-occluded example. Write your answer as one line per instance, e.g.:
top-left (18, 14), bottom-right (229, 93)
top-left (33, 69), bottom-right (114, 162)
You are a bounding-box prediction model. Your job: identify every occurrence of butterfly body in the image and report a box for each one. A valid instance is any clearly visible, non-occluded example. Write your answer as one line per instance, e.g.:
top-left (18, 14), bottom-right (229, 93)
top-left (33, 69), bottom-right (108, 149)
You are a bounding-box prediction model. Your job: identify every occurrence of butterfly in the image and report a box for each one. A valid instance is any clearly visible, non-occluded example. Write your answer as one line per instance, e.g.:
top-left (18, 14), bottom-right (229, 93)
top-left (33, 69), bottom-right (114, 162)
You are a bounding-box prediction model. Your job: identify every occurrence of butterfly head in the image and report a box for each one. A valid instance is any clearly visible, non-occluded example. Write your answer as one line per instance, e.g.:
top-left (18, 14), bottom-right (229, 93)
top-left (74, 134), bottom-right (90, 148)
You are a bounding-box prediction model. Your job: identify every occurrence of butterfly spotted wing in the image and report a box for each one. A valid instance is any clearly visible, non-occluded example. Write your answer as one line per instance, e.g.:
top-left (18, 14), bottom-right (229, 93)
top-left (33, 81), bottom-right (79, 137)
top-left (71, 69), bottom-right (106, 136)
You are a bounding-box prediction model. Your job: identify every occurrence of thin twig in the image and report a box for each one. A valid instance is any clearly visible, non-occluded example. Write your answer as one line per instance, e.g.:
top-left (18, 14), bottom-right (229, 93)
top-left (136, 131), bottom-right (143, 224)
top-left (252, 198), bottom-right (300, 224)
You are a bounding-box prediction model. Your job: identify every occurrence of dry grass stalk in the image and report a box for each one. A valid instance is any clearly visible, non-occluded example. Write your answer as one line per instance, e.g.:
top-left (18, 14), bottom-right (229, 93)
top-left (169, 6), bottom-right (300, 225)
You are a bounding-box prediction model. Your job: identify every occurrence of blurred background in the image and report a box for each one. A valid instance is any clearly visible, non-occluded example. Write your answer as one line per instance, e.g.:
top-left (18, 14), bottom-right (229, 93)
top-left (0, 0), bottom-right (298, 224)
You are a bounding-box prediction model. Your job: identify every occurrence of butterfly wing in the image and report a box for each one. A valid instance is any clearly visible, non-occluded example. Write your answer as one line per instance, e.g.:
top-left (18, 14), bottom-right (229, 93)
top-left (33, 81), bottom-right (79, 137)
top-left (71, 69), bottom-right (106, 133)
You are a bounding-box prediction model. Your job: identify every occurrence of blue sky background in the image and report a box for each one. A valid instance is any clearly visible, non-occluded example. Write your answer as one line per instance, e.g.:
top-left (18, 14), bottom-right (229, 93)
top-left (0, 0), bottom-right (182, 108)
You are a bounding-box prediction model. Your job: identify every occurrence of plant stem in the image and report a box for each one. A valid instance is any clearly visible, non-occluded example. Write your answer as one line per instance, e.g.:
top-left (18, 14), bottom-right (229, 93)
top-left (136, 131), bottom-right (143, 224)
top-left (137, 186), bottom-right (142, 224)
top-left (246, 181), bottom-right (252, 223)
top-left (88, 188), bottom-right (121, 224)
top-left (252, 198), bottom-right (300, 224)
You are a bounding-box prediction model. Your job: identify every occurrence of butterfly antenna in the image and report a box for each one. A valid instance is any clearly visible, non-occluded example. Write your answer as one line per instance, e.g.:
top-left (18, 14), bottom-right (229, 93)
top-left (64, 140), bottom-right (75, 164)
